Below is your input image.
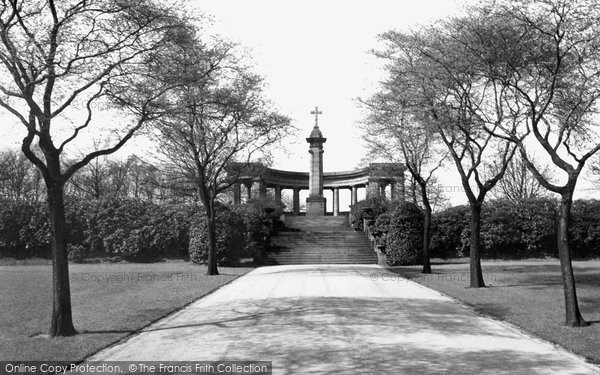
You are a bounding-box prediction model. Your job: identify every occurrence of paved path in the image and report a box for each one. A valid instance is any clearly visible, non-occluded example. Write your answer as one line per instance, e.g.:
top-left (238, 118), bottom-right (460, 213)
top-left (89, 265), bottom-right (599, 374)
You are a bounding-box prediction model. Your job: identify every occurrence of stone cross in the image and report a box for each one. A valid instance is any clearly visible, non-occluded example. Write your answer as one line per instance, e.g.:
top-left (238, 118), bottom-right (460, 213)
top-left (310, 106), bottom-right (322, 127)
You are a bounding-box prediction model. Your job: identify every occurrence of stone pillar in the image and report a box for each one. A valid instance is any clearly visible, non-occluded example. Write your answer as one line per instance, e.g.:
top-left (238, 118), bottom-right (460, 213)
top-left (392, 175), bottom-right (406, 202)
top-left (399, 174), bottom-right (406, 201)
top-left (306, 124), bottom-right (327, 216)
top-left (367, 178), bottom-right (381, 198)
top-left (333, 188), bottom-right (340, 216)
top-left (351, 186), bottom-right (358, 205)
top-left (293, 187), bottom-right (300, 215)
top-left (252, 178), bottom-right (266, 198)
top-left (275, 186), bottom-right (282, 206)
top-left (390, 181), bottom-right (396, 201)
top-left (244, 181), bottom-right (252, 201)
top-left (233, 183), bottom-right (241, 205)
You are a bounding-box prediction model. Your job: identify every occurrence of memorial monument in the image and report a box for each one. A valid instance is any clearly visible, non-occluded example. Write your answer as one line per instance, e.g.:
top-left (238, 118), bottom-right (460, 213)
top-left (305, 106), bottom-right (327, 216)
top-left (230, 107), bottom-right (406, 215)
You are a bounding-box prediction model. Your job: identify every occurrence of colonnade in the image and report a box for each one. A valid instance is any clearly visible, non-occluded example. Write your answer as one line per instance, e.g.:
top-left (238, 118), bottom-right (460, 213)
top-left (232, 177), bottom-right (404, 216)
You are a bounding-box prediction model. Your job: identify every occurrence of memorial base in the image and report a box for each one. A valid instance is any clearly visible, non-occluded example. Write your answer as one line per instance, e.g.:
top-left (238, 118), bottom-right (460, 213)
top-left (306, 196), bottom-right (326, 216)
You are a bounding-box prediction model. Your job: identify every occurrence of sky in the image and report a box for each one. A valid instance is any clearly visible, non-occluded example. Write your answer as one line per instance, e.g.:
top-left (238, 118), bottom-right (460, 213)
top-left (187, 0), bottom-right (471, 208)
top-left (190, 0), bottom-right (464, 172)
top-left (1, 0), bottom-right (597, 207)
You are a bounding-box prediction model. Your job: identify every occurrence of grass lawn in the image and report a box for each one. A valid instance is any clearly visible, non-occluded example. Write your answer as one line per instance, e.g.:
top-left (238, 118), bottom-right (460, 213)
top-left (389, 259), bottom-right (600, 365)
top-left (0, 259), bottom-right (253, 361)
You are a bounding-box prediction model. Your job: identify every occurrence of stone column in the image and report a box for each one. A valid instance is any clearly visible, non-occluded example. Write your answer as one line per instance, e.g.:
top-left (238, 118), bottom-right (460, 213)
top-left (333, 188), bottom-right (340, 216)
top-left (390, 181), bottom-right (396, 201)
top-left (252, 178), bottom-right (266, 198)
top-left (233, 183), bottom-right (241, 205)
top-left (244, 181), bottom-right (252, 201)
top-left (399, 173), bottom-right (406, 201)
top-left (392, 175), bottom-right (406, 202)
top-left (367, 178), bottom-right (381, 198)
top-left (351, 186), bottom-right (358, 205)
top-left (293, 187), bottom-right (300, 215)
top-left (306, 124), bottom-right (327, 216)
top-left (274, 186), bottom-right (282, 206)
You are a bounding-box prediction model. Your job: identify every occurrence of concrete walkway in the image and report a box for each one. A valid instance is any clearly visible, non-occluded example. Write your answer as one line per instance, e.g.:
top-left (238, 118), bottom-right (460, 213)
top-left (89, 265), bottom-right (599, 374)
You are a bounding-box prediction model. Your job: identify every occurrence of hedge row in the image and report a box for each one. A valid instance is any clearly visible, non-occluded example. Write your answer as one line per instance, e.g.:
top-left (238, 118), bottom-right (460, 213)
top-left (189, 203), bottom-right (272, 266)
top-left (0, 197), bottom-right (272, 264)
top-left (354, 197), bottom-right (600, 260)
top-left (433, 199), bottom-right (600, 259)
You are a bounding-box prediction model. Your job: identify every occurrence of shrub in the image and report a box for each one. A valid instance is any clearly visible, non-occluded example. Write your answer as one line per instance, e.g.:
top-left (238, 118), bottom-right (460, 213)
top-left (430, 205), bottom-right (470, 259)
top-left (188, 205), bottom-right (245, 266)
top-left (374, 213), bottom-right (392, 236)
top-left (479, 199), bottom-right (557, 258)
top-left (230, 203), bottom-right (267, 260)
top-left (350, 196), bottom-right (395, 230)
top-left (145, 203), bottom-right (196, 259)
top-left (68, 244), bottom-right (89, 263)
top-left (385, 202), bottom-right (424, 266)
top-left (81, 197), bottom-right (195, 261)
top-left (0, 200), bottom-right (51, 258)
top-left (93, 198), bottom-right (154, 260)
top-left (570, 200), bottom-right (600, 259)
top-left (246, 196), bottom-right (283, 219)
top-left (429, 199), bottom-right (558, 259)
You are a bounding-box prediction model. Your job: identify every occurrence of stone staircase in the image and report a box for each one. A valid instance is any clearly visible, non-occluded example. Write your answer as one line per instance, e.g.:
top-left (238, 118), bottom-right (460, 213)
top-left (267, 215), bottom-right (377, 264)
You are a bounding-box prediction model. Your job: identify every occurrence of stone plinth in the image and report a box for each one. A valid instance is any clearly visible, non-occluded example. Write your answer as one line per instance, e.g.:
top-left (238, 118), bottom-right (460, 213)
top-left (306, 195), bottom-right (326, 216)
top-left (306, 121), bottom-right (326, 216)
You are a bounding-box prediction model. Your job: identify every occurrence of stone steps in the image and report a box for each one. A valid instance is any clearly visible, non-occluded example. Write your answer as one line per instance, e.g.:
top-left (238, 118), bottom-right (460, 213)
top-left (268, 215), bottom-right (376, 265)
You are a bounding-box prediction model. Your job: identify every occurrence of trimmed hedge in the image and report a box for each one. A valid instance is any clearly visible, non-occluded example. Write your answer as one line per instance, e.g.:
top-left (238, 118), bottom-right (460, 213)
top-left (430, 205), bottom-right (470, 259)
top-left (0, 200), bottom-right (51, 258)
top-left (479, 199), bottom-right (558, 258)
top-left (0, 197), bottom-right (272, 264)
top-left (188, 202), bottom-right (270, 266)
top-left (70, 198), bottom-right (195, 261)
top-left (385, 202), bottom-right (424, 266)
top-left (188, 205), bottom-right (244, 266)
top-left (3, 196), bottom-right (600, 262)
top-left (430, 199), bottom-right (562, 259)
top-left (571, 200), bottom-right (600, 259)
top-left (368, 198), bottom-right (600, 260)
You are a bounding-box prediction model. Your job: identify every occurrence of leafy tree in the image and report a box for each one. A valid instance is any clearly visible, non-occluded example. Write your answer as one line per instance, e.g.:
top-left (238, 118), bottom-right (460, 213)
top-left (475, 0), bottom-right (600, 326)
top-left (149, 30), bottom-right (292, 275)
top-left (361, 91), bottom-right (447, 273)
top-left (376, 21), bottom-right (520, 287)
top-left (0, 0), bottom-right (185, 336)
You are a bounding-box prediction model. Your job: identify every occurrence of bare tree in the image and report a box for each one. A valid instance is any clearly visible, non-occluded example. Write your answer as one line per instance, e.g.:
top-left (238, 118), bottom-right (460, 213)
top-left (0, 148), bottom-right (43, 201)
top-left (68, 145), bottom-right (110, 199)
top-left (361, 91), bottom-right (447, 273)
top-left (478, 0), bottom-right (600, 326)
top-left (491, 155), bottom-right (549, 203)
top-left (0, 0), bottom-right (185, 336)
top-left (376, 17), bottom-right (522, 287)
top-left (150, 32), bottom-right (292, 275)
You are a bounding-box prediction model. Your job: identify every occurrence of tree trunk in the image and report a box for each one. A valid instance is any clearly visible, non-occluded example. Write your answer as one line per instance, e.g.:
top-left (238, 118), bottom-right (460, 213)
top-left (469, 203), bottom-right (485, 288)
top-left (205, 205), bottom-right (219, 276)
top-left (558, 192), bottom-right (587, 327)
top-left (421, 183), bottom-right (432, 274)
top-left (47, 182), bottom-right (77, 337)
top-left (422, 207), bottom-right (432, 274)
